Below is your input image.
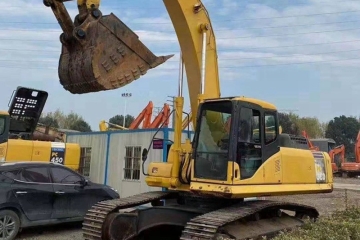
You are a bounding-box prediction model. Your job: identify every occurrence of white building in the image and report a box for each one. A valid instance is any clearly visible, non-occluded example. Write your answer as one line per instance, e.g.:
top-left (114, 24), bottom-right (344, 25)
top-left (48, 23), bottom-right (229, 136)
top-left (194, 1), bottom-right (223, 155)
top-left (66, 128), bottom-right (194, 198)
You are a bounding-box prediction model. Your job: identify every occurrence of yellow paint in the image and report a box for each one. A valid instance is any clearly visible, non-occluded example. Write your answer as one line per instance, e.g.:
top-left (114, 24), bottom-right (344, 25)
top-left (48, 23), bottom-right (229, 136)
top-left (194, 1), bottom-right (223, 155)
top-left (163, 0), bottom-right (220, 129)
top-left (146, 146), bottom-right (333, 198)
top-left (0, 140), bottom-right (81, 171)
top-left (231, 96), bottom-right (277, 110)
top-left (77, 0), bottom-right (100, 9)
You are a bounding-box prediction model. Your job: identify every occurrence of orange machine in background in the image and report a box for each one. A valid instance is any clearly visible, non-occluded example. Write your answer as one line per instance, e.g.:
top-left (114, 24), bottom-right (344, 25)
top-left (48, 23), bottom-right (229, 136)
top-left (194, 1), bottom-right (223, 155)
top-left (99, 101), bottom-right (171, 131)
top-left (302, 130), bottom-right (319, 151)
top-left (341, 130), bottom-right (360, 177)
top-left (148, 103), bottom-right (170, 128)
top-left (302, 130), bottom-right (345, 174)
top-left (128, 101), bottom-right (154, 129)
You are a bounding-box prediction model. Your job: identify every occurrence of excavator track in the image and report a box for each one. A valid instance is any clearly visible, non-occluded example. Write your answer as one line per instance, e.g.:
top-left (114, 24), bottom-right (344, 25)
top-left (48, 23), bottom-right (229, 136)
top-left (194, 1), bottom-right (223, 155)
top-left (82, 191), bottom-right (173, 240)
top-left (180, 200), bottom-right (319, 240)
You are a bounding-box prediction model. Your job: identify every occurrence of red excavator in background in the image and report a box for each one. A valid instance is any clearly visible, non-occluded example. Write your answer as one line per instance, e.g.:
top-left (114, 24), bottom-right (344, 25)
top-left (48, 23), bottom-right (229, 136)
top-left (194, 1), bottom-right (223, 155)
top-left (302, 130), bottom-right (345, 175)
top-left (148, 103), bottom-right (171, 128)
top-left (302, 130), bottom-right (319, 151)
top-left (340, 130), bottom-right (360, 178)
top-left (99, 101), bottom-right (171, 131)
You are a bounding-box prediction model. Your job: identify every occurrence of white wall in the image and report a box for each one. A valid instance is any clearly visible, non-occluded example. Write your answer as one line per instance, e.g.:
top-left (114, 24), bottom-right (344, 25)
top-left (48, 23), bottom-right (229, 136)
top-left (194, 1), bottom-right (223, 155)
top-left (66, 129), bottom-right (196, 198)
top-left (106, 130), bottom-right (164, 198)
top-left (66, 133), bottom-right (108, 184)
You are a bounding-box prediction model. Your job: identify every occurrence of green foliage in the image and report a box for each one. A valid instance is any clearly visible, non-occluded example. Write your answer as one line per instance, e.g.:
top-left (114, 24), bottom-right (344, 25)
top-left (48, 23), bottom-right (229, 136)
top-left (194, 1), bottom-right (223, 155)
top-left (109, 114), bottom-right (135, 128)
top-left (277, 112), bottom-right (300, 135)
top-left (277, 112), bottom-right (325, 138)
top-left (325, 115), bottom-right (360, 156)
top-left (273, 207), bottom-right (360, 240)
top-left (295, 116), bottom-right (324, 138)
top-left (40, 109), bottom-right (92, 132)
top-left (69, 119), bottom-right (91, 132)
top-left (38, 115), bottom-right (59, 128)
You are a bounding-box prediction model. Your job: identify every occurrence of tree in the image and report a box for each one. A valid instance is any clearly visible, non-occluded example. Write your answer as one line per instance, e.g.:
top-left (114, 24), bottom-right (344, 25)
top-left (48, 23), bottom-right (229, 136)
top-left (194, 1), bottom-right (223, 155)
top-left (38, 115), bottom-right (59, 128)
top-left (295, 116), bottom-right (323, 138)
top-left (69, 119), bottom-right (92, 132)
top-left (109, 114), bottom-right (135, 128)
top-left (40, 109), bottom-right (92, 132)
top-left (277, 112), bottom-right (300, 135)
top-left (325, 115), bottom-right (360, 156)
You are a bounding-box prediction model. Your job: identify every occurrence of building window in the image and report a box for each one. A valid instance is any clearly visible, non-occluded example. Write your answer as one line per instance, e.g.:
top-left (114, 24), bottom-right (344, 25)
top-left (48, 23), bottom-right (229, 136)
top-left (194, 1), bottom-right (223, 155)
top-left (124, 146), bottom-right (141, 180)
top-left (79, 147), bottom-right (91, 177)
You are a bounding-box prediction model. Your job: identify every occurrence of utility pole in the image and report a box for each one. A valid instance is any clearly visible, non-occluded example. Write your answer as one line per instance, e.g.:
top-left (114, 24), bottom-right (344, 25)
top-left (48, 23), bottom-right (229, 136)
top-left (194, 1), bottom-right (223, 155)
top-left (167, 96), bottom-right (176, 128)
top-left (121, 92), bottom-right (132, 128)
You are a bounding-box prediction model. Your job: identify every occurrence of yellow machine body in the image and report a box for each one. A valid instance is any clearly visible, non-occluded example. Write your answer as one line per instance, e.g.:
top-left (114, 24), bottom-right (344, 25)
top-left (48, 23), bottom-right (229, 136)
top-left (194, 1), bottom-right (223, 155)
top-left (0, 140), bottom-right (80, 171)
top-left (0, 110), bottom-right (81, 171)
top-left (146, 97), bottom-right (333, 198)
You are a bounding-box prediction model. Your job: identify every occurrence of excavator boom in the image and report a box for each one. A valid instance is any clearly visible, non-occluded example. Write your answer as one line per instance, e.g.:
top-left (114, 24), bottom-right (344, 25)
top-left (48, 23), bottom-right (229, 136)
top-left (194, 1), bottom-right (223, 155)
top-left (44, 0), bottom-right (173, 94)
top-left (148, 103), bottom-right (170, 128)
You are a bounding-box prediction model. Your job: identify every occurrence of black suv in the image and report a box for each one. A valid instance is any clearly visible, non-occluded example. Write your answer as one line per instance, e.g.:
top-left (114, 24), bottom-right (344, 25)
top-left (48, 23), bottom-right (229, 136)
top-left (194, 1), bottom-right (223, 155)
top-left (0, 162), bottom-right (119, 240)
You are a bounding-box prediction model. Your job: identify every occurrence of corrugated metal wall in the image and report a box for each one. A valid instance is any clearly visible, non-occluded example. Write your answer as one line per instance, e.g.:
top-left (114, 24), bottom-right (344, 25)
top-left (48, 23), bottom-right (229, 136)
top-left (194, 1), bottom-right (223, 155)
top-left (66, 133), bottom-right (108, 184)
top-left (107, 130), bottom-right (164, 198)
top-left (66, 129), bottom-right (196, 198)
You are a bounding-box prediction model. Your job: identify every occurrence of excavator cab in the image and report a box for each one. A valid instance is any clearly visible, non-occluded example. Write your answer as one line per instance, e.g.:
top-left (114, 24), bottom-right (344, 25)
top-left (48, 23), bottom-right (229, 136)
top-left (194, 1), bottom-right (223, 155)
top-left (193, 98), bottom-right (279, 182)
top-left (43, 0), bottom-right (173, 94)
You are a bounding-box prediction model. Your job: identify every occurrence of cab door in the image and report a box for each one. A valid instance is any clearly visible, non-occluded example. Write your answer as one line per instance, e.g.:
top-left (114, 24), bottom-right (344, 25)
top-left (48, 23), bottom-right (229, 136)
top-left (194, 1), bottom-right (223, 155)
top-left (234, 106), bottom-right (263, 181)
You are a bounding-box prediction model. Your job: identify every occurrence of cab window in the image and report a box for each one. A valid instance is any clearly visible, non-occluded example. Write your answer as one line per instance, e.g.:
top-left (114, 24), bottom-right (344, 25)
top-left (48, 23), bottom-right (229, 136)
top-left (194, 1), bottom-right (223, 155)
top-left (264, 113), bottom-right (277, 144)
top-left (237, 107), bottom-right (262, 180)
top-left (0, 117), bottom-right (5, 135)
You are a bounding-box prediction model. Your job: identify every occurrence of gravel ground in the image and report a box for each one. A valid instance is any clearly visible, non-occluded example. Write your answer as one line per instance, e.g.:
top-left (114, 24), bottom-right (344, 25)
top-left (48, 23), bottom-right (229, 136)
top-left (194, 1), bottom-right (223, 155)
top-left (16, 177), bottom-right (360, 239)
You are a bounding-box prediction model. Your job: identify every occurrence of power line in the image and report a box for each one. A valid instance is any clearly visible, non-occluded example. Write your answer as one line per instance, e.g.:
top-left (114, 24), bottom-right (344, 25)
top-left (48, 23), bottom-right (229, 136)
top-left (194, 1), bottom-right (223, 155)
top-left (1, 39), bottom-right (359, 54)
top-left (1, 26), bottom-right (359, 43)
top-left (1, 10), bottom-right (360, 25)
top-left (2, 47), bottom-right (360, 63)
top-left (1, 19), bottom-right (360, 33)
top-left (0, 56), bottom-right (360, 69)
top-left (6, 0), bottom-right (360, 9)
top-left (6, 0), bottom-right (360, 10)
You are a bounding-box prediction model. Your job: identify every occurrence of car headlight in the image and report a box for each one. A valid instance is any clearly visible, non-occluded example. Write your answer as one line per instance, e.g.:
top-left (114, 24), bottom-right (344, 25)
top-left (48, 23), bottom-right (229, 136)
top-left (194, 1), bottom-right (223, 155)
top-left (110, 187), bottom-right (118, 192)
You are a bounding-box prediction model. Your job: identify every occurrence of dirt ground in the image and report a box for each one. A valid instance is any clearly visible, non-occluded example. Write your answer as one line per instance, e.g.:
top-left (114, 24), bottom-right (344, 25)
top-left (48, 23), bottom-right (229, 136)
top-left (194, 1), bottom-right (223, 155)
top-left (17, 177), bottom-right (360, 239)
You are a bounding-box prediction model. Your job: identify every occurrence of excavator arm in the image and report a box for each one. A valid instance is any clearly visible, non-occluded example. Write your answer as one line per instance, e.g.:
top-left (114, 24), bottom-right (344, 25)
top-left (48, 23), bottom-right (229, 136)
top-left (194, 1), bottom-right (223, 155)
top-left (302, 130), bottom-right (319, 151)
top-left (128, 101), bottom-right (153, 129)
top-left (43, 0), bottom-right (173, 94)
top-left (45, 0), bottom-right (220, 129)
top-left (148, 103), bottom-right (170, 128)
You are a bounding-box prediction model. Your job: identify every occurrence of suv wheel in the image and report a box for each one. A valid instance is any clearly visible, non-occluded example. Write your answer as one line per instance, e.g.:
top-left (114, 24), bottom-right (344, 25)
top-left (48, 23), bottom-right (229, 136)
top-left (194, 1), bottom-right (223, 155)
top-left (0, 210), bottom-right (20, 240)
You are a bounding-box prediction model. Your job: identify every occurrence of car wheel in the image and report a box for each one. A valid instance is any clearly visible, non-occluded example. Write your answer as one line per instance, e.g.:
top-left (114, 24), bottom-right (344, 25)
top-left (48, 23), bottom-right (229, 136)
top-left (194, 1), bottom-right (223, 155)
top-left (0, 210), bottom-right (20, 240)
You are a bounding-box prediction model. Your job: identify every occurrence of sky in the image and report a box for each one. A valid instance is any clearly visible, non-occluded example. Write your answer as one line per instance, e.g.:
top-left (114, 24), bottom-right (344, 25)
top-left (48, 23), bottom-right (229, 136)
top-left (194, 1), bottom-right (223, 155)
top-left (1, 0), bottom-right (360, 130)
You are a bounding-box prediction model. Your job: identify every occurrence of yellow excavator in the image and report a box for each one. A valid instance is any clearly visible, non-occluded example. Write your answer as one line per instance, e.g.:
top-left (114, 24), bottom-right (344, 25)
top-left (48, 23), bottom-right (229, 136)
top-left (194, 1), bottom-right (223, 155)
top-left (44, 0), bottom-right (333, 239)
top-left (0, 86), bottom-right (80, 170)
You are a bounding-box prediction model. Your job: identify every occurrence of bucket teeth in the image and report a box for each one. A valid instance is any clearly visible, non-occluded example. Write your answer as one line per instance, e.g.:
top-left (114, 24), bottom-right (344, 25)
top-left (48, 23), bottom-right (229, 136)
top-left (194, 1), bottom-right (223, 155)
top-left (150, 54), bottom-right (175, 68)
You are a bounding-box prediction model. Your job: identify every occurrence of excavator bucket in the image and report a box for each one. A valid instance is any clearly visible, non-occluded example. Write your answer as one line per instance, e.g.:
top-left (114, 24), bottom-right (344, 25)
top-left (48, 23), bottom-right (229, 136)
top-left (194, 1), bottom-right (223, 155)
top-left (44, 0), bottom-right (173, 94)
